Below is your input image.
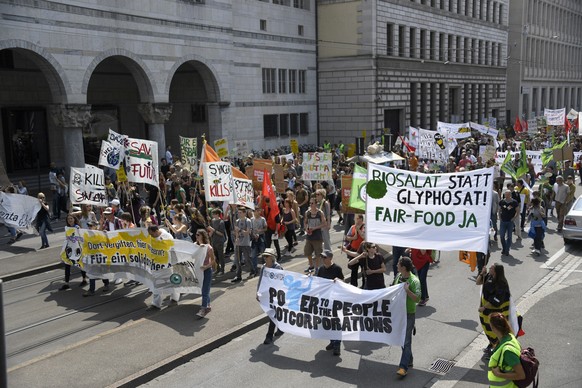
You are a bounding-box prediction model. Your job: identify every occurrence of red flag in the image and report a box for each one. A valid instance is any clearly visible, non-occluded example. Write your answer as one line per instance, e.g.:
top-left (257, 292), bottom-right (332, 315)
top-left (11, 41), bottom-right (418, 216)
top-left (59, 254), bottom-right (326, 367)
top-left (513, 115), bottom-right (522, 133)
top-left (575, 116), bottom-right (579, 130)
top-left (399, 135), bottom-right (416, 153)
top-left (565, 116), bottom-right (572, 134)
top-left (261, 169), bottom-right (279, 229)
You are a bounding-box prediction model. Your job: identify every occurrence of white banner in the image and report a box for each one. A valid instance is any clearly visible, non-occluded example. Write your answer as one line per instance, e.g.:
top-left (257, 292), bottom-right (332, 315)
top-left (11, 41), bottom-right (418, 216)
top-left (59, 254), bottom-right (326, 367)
top-left (418, 128), bottom-right (451, 164)
top-left (233, 177), bottom-right (255, 210)
top-left (98, 140), bottom-right (123, 169)
top-left (495, 150), bottom-right (542, 173)
top-left (203, 161), bottom-right (235, 202)
top-left (61, 228), bottom-right (206, 294)
top-left (69, 164), bottom-right (107, 206)
top-left (0, 192), bottom-right (41, 232)
top-left (365, 165), bottom-right (493, 254)
top-left (233, 140), bottom-right (249, 158)
top-left (124, 138), bottom-right (158, 186)
top-left (437, 121), bottom-right (472, 139)
top-left (527, 118), bottom-right (538, 133)
top-left (280, 153), bottom-right (294, 163)
top-left (544, 108), bottom-right (566, 126)
top-left (408, 126), bottom-right (419, 152)
top-left (257, 267), bottom-right (407, 345)
top-left (179, 136), bottom-right (198, 171)
top-left (302, 152), bottom-right (332, 181)
top-left (470, 122), bottom-right (499, 138)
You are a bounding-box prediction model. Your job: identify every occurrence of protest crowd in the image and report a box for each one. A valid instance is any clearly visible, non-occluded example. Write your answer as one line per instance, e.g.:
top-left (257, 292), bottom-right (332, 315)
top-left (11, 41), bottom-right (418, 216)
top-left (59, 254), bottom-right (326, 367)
top-left (3, 110), bottom-right (578, 385)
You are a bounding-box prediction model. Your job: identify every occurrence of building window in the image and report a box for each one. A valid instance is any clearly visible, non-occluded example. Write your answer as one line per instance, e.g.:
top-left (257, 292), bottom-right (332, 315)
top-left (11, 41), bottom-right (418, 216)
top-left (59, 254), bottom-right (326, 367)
top-left (410, 28), bottom-right (417, 58)
top-left (298, 25), bottom-right (304, 36)
top-left (420, 30), bottom-right (428, 59)
top-left (280, 114), bottom-right (289, 136)
top-left (260, 19), bottom-right (267, 31)
top-left (289, 69), bottom-right (297, 93)
top-left (430, 31), bottom-right (436, 60)
top-left (399, 26), bottom-right (406, 57)
top-left (300, 113), bottom-right (309, 135)
top-left (298, 70), bottom-right (306, 93)
top-left (278, 69), bottom-right (287, 93)
top-left (264, 115), bottom-right (279, 138)
top-left (387, 23), bottom-right (394, 56)
top-left (290, 113), bottom-right (299, 135)
top-left (293, 0), bottom-right (309, 10)
top-left (192, 104), bottom-right (207, 122)
top-left (262, 68), bottom-right (276, 93)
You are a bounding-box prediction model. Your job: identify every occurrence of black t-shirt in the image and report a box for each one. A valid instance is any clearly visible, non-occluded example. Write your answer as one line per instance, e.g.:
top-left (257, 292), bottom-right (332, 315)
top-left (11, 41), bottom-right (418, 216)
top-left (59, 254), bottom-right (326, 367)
top-left (482, 275), bottom-right (510, 308)
top-left (499, 198), bottom-right (518, 222)
top-left (364, 253), bottom-right (386, 290)
top-left (316, 263), bottom-right (344, 280)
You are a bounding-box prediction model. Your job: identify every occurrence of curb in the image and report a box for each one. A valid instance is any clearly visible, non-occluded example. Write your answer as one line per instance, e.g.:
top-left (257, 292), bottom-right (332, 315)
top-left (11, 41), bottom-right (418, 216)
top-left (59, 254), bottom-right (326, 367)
top-left (1, 262), bottom-right (64, 282)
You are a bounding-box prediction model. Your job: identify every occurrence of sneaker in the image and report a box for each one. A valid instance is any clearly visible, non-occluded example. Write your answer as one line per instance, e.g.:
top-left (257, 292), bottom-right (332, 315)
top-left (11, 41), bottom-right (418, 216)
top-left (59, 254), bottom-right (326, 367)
top-left (231, 277), bottom-right (242, 283)
top-left (293, 241), bottom-right (298, 246)
top-left (534, 249), bottom-right (541, 255)
top-left (418, 299), bottom-right (427, 306)
top-left (205, 307), bottom-right (211, 315)
top-left (247, 272), bottom-right (256, 279)
top-left (196, 309), bottom-right (207, 318)
top-left (230, 265), bottom-right (237, 272)
top-left (102, 285), bottom-right (110, 292)
top-left (59, 284), bottom-right (70, 291)
top-left (304, 267), bottom-right (314, 273)
top-left (396, 368), bottom-right (407, 377)
top-left (274, 329), bottom-right (284, 337)
top-left (114, 278), bottom-right (124, 285)
top-left (146, 305), bottom-right (161, 311)
top-left (79, 280), bottom-right (88, 287)
top-left (263, 336), bottom-right (273, 345)
top-left (15, 232), bottom-right (23, 241)
top-left (483, 345), bottom-right (493, 354)
top-left (7, 239), bottom-right (15, 245)
top-left (298, 231), bottom-right (305, 236)
top-left (83, 290), bottom-right (95, 297)
top-left (325, 343), bottom-right (334, 351)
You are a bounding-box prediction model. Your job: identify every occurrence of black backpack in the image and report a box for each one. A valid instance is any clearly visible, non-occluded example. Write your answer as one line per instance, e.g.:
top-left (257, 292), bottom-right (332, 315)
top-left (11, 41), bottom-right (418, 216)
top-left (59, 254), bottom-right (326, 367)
top-left (503, 345), bottom-right (539, 388)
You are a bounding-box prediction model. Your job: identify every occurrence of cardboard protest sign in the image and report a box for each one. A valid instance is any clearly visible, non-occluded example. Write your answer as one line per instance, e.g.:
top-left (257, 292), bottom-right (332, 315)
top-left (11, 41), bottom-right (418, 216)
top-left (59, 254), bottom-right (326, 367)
top-left (124, 138), bottom-right (158, 186)
top-left (348, 164), bottom-right (367, 212)
top-left (232, 167), bottom-right (254, 210)
top-left (69, 164), bottom-right (107, 206)
top-left (257, 267), bottom-right (407, 345)
top-left (180, 136), bottom-right (197, 170)
top-left (214, 138), bottom-right (229, 158)
top-left (0, 192), bottom-right (41, 233)
top-left (544, 108), bottom-right (566, 126)
top-left (365, 165), bottom-right (493, 254)
top-left (60, 227), bottom-right (206, 294)
top-left (290, 139), bottom-right (299, 154)
top-left (302, 152), bottom-right (332, 181)
top-left (203, 161), bottom-right (235, 202)
top-left (251, 159), bottom-right (273, 191)
top-left (273, 164), bottom-right (287, 193)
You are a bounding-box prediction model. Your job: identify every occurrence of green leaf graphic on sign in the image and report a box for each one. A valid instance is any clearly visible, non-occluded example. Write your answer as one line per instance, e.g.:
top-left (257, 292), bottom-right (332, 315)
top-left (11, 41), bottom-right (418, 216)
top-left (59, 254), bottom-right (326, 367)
top-left (366, 180), bottom-right (387, 199)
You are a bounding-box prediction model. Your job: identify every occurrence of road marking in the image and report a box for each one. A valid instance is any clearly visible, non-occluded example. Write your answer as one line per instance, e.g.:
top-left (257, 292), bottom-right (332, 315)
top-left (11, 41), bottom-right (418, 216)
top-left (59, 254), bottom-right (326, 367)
top-left (540, 246), bottom-right (565, 269)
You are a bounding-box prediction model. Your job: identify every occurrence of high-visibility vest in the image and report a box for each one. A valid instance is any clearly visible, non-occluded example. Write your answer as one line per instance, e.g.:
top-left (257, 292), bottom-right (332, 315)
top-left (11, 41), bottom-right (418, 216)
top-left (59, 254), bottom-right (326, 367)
top-left (487, 334), bottom-right (521, 387)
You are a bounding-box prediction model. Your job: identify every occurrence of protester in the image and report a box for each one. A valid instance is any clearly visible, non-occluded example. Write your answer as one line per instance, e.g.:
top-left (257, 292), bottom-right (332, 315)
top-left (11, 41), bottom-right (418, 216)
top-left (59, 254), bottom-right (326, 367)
top-left (195, 229), bottom-right (215, 318)
top-left (499, 190), bottom-right (519, 256)
top-left (36, 192), bottom-right (53, 249)
top-left (476, 263), bottom-right (511, 357)
top-left (343, 214), bottom-right (365, 287)
top-left (408, 248), bottom-right (433, 306)
top-left (249, 208), bottom-right (267, 277)
top-left (281, 199), bottom-right (297, 254)
top-left (59, 214), bottom-right (88, 290)
top-left (83, 220), bottom-right (111, 296)
top-left (257, 248), bottom-right (284, 345)
top-left (347, 242), bottom-right (386, 290)
top-left (147, 225), bottom-right (180, 309)
top-left (315, 189), bottom-right (332, 250)
top-left (208, 208), bottom-right (227, 275)
top-left (527, 197), bottom-right (546, 256)
top-left (315, 249), bottom-right (344, 356)
top-left (393, 256), bottom-right (421, 377)
top-left (166, 214), bottom-right (189, 240)
top-left (303, 197), bottom-right (325, 273)
top-left (232, 207), bottom-right (253, 283)
top-left (553, 175), bottom-right (569, 232)
top-left (487, 312), bottom-right (526, 386)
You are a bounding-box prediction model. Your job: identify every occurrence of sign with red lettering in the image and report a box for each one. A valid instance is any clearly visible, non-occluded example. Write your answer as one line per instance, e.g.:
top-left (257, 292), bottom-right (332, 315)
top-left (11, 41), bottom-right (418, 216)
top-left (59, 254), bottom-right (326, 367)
top-left (124, 138), bottom-right (158, 186)
top-left (302, 152), bottom-right (332, 181)
top-left (203, 161), bottom-right (235, 202)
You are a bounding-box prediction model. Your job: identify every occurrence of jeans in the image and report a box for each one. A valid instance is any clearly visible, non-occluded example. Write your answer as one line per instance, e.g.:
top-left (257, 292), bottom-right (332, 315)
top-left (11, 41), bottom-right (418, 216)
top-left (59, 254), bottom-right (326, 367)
top-left (251, 236), bottom-right (265, 274)
top-left (490, 213), bottom-right (498, 237)
top-left (417, 262), bottom-right (430, 301)
top-left (89, 278), bottom-right (110, 292)
top-left (236, 245), bottom-right (251, 278)
top-left (201, 267), bottom-right (212, 308)
top-left (38, 217), bottom-right (53, 247)
top-left (64, 264), bottom-right (86, 283)
top-left (399, 313), bottom-right (416, 370)
top-left (499, 220), bottom-right (513, 254)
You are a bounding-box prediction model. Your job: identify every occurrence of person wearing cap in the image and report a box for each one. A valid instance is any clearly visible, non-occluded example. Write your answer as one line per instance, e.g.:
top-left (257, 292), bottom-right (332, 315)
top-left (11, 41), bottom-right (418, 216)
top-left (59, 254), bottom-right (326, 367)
top-left (100, 207), bottom-right (122, 231)
top-left (315, 249), bottom-right (344, 356)
top-left (110, 198), bottom-right (123, 218)
top-left (393, 256), bottom-right (421, 377)
top-left (257, 248), bottom-right (284, 345)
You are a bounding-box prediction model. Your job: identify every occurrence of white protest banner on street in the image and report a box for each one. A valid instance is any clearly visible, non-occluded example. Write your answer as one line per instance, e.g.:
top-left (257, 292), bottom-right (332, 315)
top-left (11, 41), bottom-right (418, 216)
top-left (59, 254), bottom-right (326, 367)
top-left (418, 128), bottom-right (449, 163)
top-left (108, 128), bottom-right (128, 150)
top-left (437, 121), bottom-right (472, 139)
top-left (69, 164), bottom-right (107, 206)
top-left (233, 176), bottom-right (255, 210)
top-left (365, 165), bottom-right (493, 254)
top-left (60, 228), bottom-right (206, 294)
top-left (98, 140), bottom-right (124, 169)
top-left (496, 151), bottom-right (542, 173)
top-left (180, 136), bottom-right (197, 170)
top-left (203, 161), bottom-right (235, 202)
top-left (544, 108), bottom-right (566, 126)
top-left (124, 138), bottom-right (158, 186)
top-left (470, 122), bottom-right (499, 138)
top-left (302, 152), bottom-right (332, 181)
top-left (0, 192), bottom-right (41, 232)
top-left (257, 267), bottom-right (407, 345)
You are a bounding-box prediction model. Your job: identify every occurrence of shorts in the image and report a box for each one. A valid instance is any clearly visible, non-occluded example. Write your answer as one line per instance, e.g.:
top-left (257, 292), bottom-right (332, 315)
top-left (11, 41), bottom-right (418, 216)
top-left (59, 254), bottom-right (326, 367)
top-left (304, 239), bottom-right (323, 258)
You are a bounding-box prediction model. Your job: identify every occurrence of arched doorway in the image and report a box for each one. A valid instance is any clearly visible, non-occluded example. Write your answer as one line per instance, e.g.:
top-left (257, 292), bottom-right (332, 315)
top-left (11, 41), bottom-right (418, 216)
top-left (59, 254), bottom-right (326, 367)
top-left (166, 60), bottom-right (222, 154)
top-left (85, 55), bottom-right (154, 164)
top-left (0, 47), bottom-right (67, 173)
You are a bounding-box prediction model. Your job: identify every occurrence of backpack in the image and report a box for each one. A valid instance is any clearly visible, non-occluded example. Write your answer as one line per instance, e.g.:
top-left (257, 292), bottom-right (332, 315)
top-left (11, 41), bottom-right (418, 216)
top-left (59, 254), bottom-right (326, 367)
top-left (503, 345), bottom-right (539, 388)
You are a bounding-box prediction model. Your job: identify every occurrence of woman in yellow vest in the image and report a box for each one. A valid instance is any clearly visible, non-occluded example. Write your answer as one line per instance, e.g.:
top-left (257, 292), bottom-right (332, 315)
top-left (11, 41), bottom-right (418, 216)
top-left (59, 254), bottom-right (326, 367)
top-left (487, 312), bottom-right (525, 387)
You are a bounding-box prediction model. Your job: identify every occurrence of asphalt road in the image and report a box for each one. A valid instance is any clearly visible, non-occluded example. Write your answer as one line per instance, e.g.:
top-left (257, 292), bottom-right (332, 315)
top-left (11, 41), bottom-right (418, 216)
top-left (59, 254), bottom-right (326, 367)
top-left (2, 208), bottom-right (582, 387)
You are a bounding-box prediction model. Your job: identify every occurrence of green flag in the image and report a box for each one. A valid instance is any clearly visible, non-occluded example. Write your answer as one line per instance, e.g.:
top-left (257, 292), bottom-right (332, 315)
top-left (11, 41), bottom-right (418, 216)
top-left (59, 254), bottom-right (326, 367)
top-left (349, 165), bottom-right (367, 211)
top-left (501, 150), bottom-right (517, 179)
top-left (515, 142), bottom-right (529, 179)
top-left (541, 139), bottom-right (568, 166)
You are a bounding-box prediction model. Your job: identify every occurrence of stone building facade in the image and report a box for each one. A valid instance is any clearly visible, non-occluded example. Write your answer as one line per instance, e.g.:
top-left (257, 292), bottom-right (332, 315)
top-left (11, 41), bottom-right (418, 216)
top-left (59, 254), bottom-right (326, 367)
top-left (0, 0), bottom-right (316, 173)
top-left (506, 0), bottom-right (582, 120)
top-left (318, 0), bottom-right (508, 145)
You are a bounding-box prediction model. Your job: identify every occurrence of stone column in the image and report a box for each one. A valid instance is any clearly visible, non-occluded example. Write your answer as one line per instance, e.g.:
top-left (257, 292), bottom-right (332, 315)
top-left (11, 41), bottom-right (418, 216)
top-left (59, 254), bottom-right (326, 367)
top-left (138, 103), bottom-right (173, 163)
top-left (48, 104), bottom-right (91, 171)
